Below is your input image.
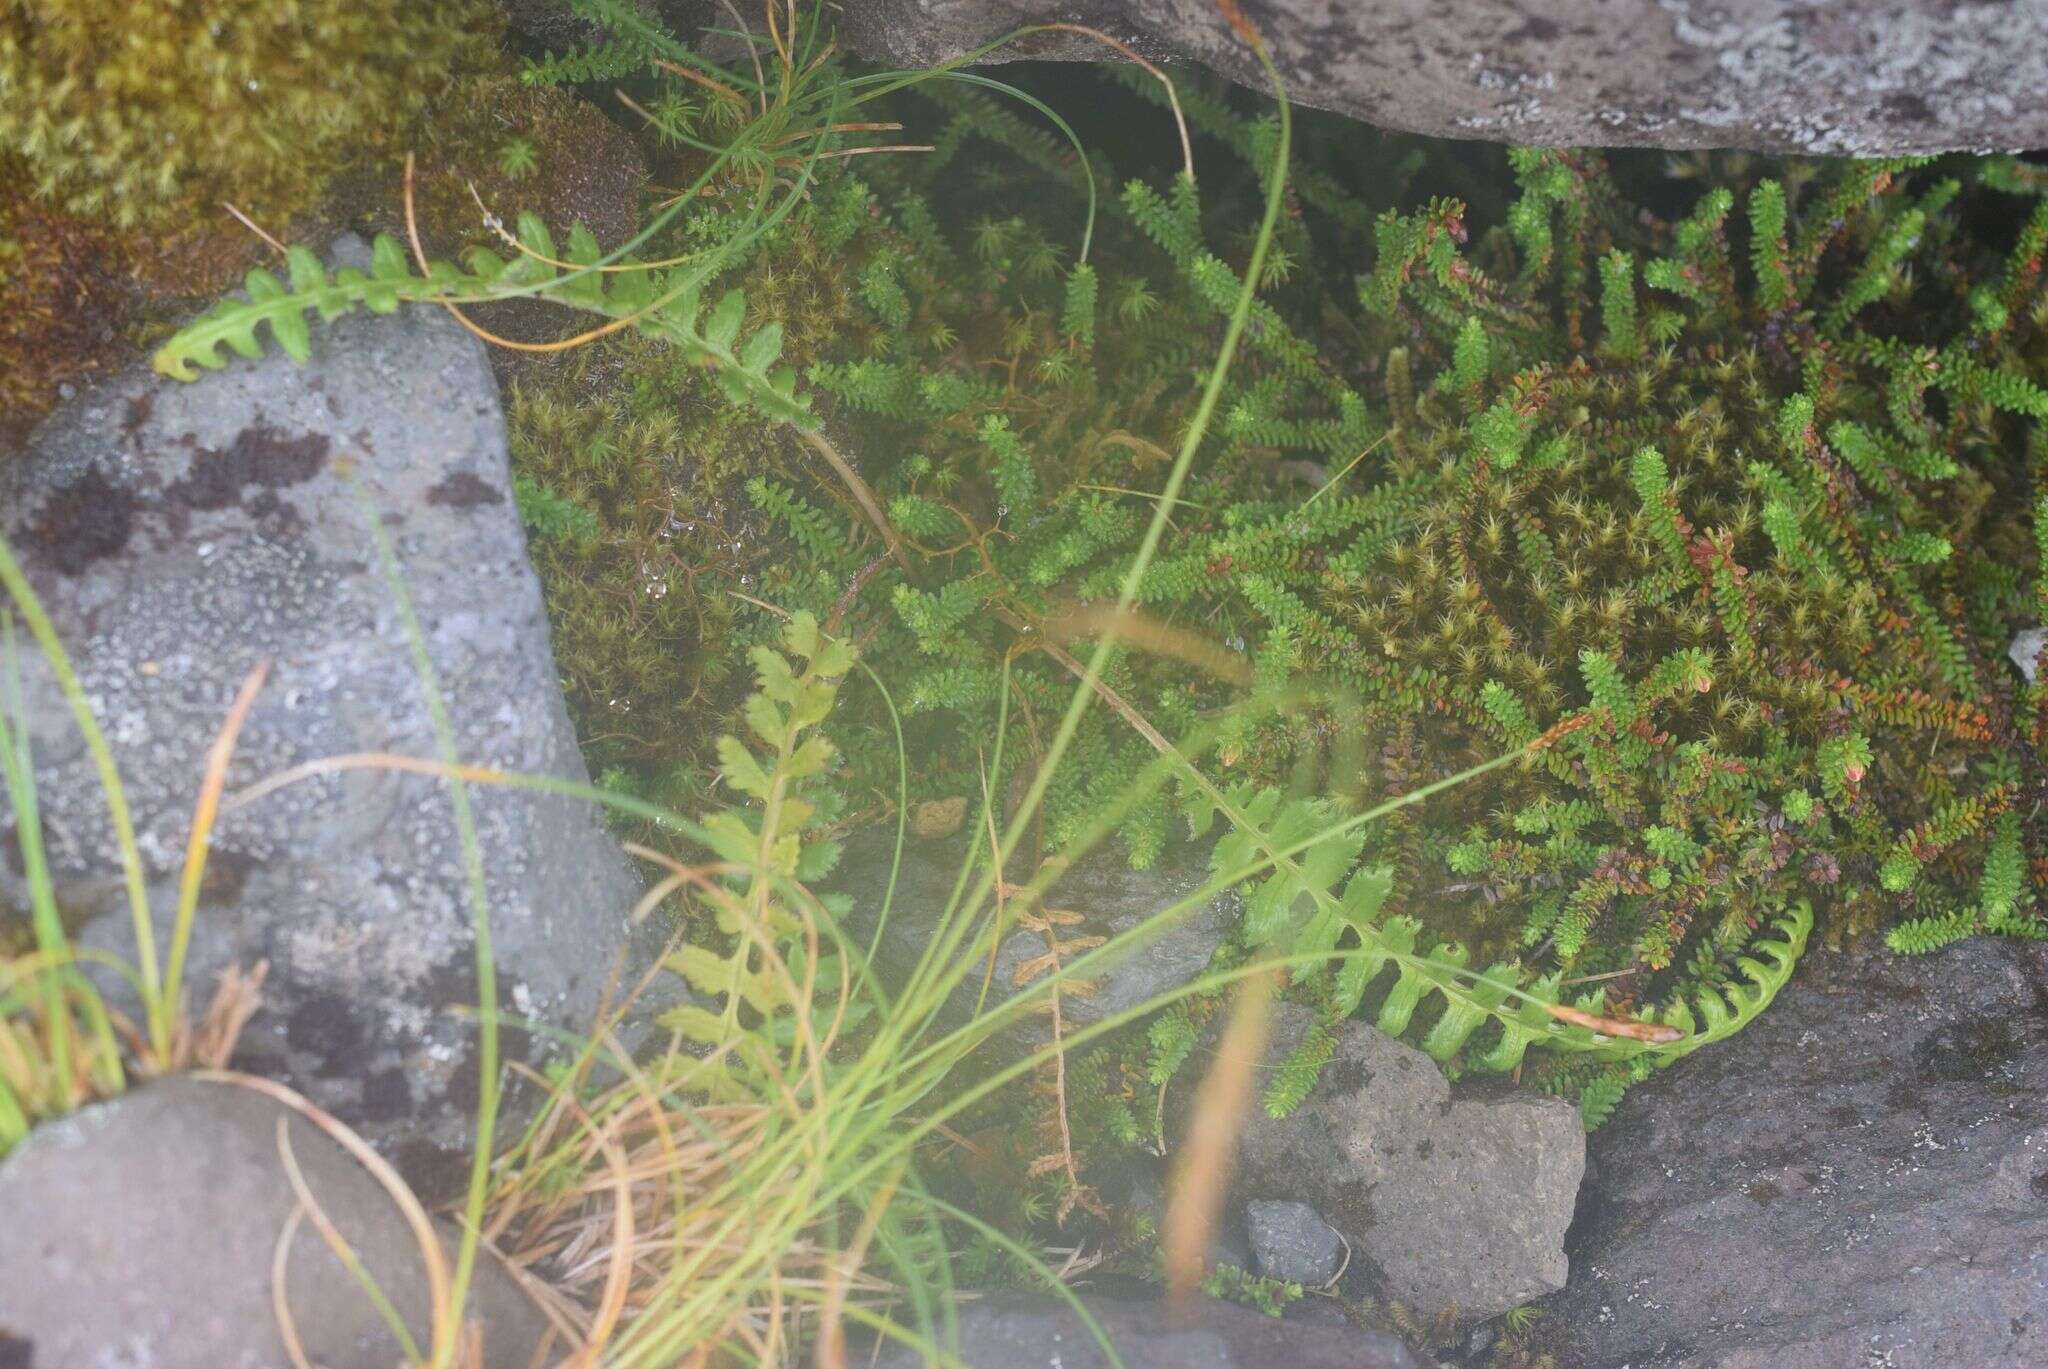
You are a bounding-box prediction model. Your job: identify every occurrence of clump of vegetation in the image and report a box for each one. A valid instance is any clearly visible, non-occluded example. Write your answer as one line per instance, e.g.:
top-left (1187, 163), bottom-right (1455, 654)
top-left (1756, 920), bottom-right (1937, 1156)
top-left (737, 99), bottom-right (2048, 1099)
top-left (125, 0), bottom-right (2048, 1351)
top-left (151, 1), bottom-right (2048, 1137)
top-left (0, 0), bottom-right (495, 230)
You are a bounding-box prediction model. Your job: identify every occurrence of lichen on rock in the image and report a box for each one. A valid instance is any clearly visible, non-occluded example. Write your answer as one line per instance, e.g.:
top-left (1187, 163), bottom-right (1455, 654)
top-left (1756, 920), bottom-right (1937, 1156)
top-left (0, 238), bottom-right (661, 1178)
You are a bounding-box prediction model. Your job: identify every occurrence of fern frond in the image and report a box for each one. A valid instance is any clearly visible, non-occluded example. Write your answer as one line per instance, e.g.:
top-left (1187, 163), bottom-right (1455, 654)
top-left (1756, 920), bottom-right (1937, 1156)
top-left (155, 230), bottom-right (816, 429)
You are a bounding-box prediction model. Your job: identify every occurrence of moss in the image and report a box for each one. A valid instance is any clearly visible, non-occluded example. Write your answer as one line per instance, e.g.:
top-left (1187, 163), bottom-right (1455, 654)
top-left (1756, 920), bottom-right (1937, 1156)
top-left (342, 76), bottom-right (646, 262)
top-left (499, 190), bottom-right (908, 819)
top-left (506, 345), bottom-right (807, 811)
top-left (0, 175), bottom-right (138, 442)
top-left (0, 0), bottom-right (497, 232)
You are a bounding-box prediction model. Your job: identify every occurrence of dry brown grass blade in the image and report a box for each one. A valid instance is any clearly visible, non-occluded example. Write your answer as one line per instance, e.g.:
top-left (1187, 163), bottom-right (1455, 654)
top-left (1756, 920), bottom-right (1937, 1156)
top-left (1163, 966), bottom-right (1276, 1312)
top-left (223, 202), bottom-right (288, 256)
top-left (761, 0), bottom-right (790, 72)
top-left (543, 1089), bottom-right (635, 1364)
top-left (1035, 23), bottom-right (1194, 184)
top-left (271, 1204), bottom-right (317, 1369)
top-left (996, 608), bottom-right (1180, 760)
top-left (653, 57), bottom-right (748, 107)
top-left (1215, 0), bottom-right (1265, 51)
top-left (185, 959), bottom-right (267, 1070)
top-left (198, 1070), bottom-right (454, 1351)
top-left (469, 181), bottom-right (713, 275)
top-left (624, 841), bottom-right (844, 1094)
top-left (767, 121), bottom-right (904, 147)
top-left (223, 751), bottom-right (520, 815)
top-left (274, 1113), bottom-right (428, 1363)
top-left (786, 144), bottom-right (935, 164)
top-left (1037, 604), bottom-right (1251, 687)
top-left (403, 154), bottom-right (643, 357)
top-left (802, 430), bottom-right (914, 579)
top-left (1096, 431), bottom-right (1177, 467)
top-left (1546, 1002), bottom-right (1683, 1043)
top-left (160, 659), bottom-right (269, 1067)
top-left (713, 0), bottom-right (770, 112)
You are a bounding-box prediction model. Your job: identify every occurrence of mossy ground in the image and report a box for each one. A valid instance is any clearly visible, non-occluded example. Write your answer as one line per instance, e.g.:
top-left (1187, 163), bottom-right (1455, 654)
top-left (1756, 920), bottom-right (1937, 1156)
top-left (0, 20), bottom-right (646, 441)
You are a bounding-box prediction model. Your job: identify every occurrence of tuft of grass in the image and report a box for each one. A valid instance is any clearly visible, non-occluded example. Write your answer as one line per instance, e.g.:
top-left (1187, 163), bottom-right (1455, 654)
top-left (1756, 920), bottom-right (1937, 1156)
top-left (0, 571), bottom-right (269, 1155)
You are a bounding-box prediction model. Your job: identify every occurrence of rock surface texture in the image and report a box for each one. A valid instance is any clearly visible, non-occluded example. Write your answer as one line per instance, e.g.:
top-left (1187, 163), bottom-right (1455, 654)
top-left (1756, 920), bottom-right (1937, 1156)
top-left (1545, 937), bottom-right (2048, 1367)
top-left (1245, 1199), bottom-right (1347, 1288)
top-left (0, 1077), bottom-right (553, 1368)
top-left (2008, 625), bottom-right (2047, 685)
top-left (839, 0), bottom-right (2048, 154)
top-left (1202, 1004), bottom-right (1584, 1322)
top-left (867, 1292), bottom-right (1420, 1368)
top-left (834, 832), bottom-right (1238, 1041)
top-left (0, 241), bottom-right (654, 1175)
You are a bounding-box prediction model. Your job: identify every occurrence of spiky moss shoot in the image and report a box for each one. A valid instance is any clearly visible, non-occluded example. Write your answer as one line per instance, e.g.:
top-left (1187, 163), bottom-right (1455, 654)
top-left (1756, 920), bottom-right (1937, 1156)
top-left (1324, 345), bottom-right (1990, 979)
top-left (0, 0), bottom-right (498, 232)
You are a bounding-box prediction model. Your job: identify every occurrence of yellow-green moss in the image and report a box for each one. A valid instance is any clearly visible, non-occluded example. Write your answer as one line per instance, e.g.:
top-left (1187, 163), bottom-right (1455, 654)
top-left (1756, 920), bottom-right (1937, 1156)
top-left (1, 0), bottom-right (496, 231)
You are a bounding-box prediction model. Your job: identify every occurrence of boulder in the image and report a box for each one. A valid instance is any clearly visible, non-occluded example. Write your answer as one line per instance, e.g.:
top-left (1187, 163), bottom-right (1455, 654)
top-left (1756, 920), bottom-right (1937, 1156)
top-left (866, 1291), bottom-right (1421, 1368)
top-left (0, 239), bottom-right (658, 1180)
top-left (839, 0), bottom-right (2048, 156)
top-left (833, 831), bottom-right (1238, 1045)
top-left (0, 1076), bottom-right (556, 1368)
top-left (1197, 1004), bottom-right (1583, 1322)
top-left (2008, 626), bottom-right (2047, 685)
top-left (1544, 936), bottom-right (2048, 1368)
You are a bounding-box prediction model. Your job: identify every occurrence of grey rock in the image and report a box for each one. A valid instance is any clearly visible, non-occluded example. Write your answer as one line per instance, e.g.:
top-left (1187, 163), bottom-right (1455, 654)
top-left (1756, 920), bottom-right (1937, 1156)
top-left (0, 242), bottom-right (657, 1173)
top-left (1246, 1199), bottom-right (1345, 1288)
top-left (840, 0), bottom-right (2048, 155)
top-left (866, 1292), bottom-right (1421, 1369)
top-left (1202, 1004), bottom-right (1583, 1322)
top-left (2009, 626), bottom-right (2048, 684)
top-left (0, 1077), bottom-right (555, 1368)
top-left (1544, 936), bottom-right (2048, 1369)
top-left (834, 832), bottom-right (1238, 1044)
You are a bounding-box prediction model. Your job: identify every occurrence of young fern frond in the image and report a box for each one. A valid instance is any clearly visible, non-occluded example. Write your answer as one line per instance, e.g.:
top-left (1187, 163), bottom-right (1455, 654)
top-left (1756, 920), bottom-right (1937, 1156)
top-left (658, 611), bottom-right (856, 1092)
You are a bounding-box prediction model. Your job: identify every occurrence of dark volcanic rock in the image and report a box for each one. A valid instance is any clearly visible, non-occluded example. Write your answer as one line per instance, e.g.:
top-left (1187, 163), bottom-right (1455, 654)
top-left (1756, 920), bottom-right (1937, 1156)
top-left (867, 1292), bottom-right (1421, 1368)
top-left (839, 0), bottom-right (2048, 156)
top-left (0, 238), bottom-right (658, 1175)
top-left (0, 1077), bottom-right (553, 1368)
top-left (1545, 937), bottom-right (2048, 1368)
top-left (1203, 1004), bottom-right (1584, 1322)
top-left (1246, 1199), bottom-right (1346, 1288)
